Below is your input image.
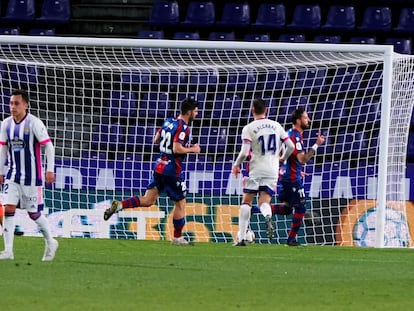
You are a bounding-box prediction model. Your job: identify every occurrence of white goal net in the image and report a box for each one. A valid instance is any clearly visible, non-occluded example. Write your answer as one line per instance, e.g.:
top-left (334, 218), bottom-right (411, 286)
top-left (0, 36), bottom-right (413, 247)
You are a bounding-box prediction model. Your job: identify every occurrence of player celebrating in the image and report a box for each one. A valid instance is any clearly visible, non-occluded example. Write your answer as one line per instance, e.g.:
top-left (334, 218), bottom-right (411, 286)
top-left (0, 89), bottom-right (58, 261)
top-left (232, 98), bottom-right (294, 246)
top-left (103, 98), bottom-right (200, 245)
top-left (274, 108), bottom-right (325, 246)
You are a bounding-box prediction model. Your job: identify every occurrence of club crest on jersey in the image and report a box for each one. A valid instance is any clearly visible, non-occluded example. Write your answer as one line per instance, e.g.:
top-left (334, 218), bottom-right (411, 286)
top-left (24, 127), bottom-right (30, 135)
top-left (11, 137), bottom-right (25, 151)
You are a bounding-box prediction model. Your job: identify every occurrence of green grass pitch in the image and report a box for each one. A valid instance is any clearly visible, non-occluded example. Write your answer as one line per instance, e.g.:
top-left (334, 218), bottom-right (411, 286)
top-left (1, 237), bottom-right (414, 311)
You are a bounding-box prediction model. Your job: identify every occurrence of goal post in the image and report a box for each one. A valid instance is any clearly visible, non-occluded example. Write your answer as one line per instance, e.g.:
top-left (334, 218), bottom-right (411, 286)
top-left (0, 35), bottom-right (412, 248)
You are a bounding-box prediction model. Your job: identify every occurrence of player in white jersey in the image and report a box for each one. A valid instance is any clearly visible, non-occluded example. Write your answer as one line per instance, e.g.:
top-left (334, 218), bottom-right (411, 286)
top-left (232, 98), bottom-right (294, 246)
top-left (0, 89), bottom-right (58, 261)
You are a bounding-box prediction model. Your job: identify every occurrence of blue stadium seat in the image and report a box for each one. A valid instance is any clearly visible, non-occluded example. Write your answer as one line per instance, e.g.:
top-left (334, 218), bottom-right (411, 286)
top-left (330, 67), bottom-right (362, 92)
top-left (278, 34), bottom-right (305, 43)
top-left (173, 31), bottom-right (200, 40)
top-left (349, 37), bottom-right (376, 44)
top-left (366, 70), bottom-right (382, 95)
top-left (252, 3), bottom-right (285, 29)
top-left (322, 6), bottom-right (355, 30)
top-left (0, 27), bottom-right (19, 35)
top-left (92, 122), bottom-right (127, 151)
top-left (208, 32), bottom-right (235, 41)
top-left (139, 92), bottom-right (170, 120)
top-left (213, 93), bottom-right (244, 120)
top-left (294, 68), bottom-right (327, 93)
top-left (37, 0), bottom-right (71, 24)
top-left (199, 127), bottom-right (227, 153)
top-left (385, 38), bottom-right (412, 54)
top-left (148, 0), bottom-right (179, 26)
top-left (243, 33), bottom-right (270, 42)
top-left (181, 1), bottom-right (215, 27)
top-left (188, 69), bottom-right (219, 87)
top-left (264, 68), bottom-right (292, 91)
top-left (314, 35), bottom-right (341, 44)
top-left (349, 100), bottom-right (370, 124)
top-left (121, 70), bottom-right (151, 84)
top-left (9, 64), bottom-right (40, 85)
top-left (217, 3), bottom-right (250, 28)
top-left (225, 69), bottom-right (257, 91)
top-left (127, 125), bottom-right (157, 151)
top-left (137, 30), bottom-right (164, 39)
top-left (2, 0), bottom-right (35, 22)
top-left (395, 8), bottom-right (414, 32)
top-left (314, 100), bottom-right (347, 123)
top-left (154, 70), bottom-right (186, 87)
top-left (105, 91), bottom-right (138, 118)
top-left (359, 7), bottom-right (392, 31)
top-left (28, 29), bottom-right (55, 36)
top-left (288, 5), bottom-right (321, 29)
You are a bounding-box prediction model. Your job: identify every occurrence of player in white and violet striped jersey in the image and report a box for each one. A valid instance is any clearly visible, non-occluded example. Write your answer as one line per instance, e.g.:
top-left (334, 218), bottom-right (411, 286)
top-left (0, 89), bottom-right (58, 261)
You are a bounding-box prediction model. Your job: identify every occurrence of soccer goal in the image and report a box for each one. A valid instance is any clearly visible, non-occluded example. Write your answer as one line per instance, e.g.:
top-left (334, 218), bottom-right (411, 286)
top-left (0, 35), bottom-right (413, 248)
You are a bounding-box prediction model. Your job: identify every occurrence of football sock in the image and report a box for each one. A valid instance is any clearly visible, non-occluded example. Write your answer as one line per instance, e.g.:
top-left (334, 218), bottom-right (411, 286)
top-left (173, 217), bottom-right (185, 238)
top-left (259, 202), bottom-right (272, 218)
top-left (122, 196), bottom-right (141, 209)
top-left (238, 203), bottom-right (251, 240)
top-left (3, 215), bottom-right (15, 252)
top-left (287, 212), bottom-right (305, 242)
top-left (35, 215), bottom-right (53, 243)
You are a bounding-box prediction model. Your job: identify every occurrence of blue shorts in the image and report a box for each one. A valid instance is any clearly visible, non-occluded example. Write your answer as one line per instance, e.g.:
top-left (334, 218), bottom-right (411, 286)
top-left (279, 181), bottom-right (305, 207)
top-left (147, 173), bottom-right (187, 201)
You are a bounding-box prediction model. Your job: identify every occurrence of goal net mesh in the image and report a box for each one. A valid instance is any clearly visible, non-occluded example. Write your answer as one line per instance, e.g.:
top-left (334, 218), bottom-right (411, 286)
top-left (0, 39), bottom-right (413, 247)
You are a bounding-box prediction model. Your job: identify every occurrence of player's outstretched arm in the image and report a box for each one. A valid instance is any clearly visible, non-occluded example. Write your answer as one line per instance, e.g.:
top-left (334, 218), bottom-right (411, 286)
top-left (298, 132), bottom-right (326, 164)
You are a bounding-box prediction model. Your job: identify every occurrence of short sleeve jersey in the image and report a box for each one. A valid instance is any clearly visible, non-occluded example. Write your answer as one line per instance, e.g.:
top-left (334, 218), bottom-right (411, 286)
top-left (281, 128), bottom-right (305, 183)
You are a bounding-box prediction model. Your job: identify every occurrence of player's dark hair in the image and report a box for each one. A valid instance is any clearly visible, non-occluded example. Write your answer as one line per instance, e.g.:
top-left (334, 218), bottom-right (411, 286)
top-left (12, 89), bottom-right (29, 103)
top-left (253, 98), bottom-right (266, 115)
top-left (292, 107), bottom-right (305, 124)
top-left (181, 98), bottom-right (198, 115)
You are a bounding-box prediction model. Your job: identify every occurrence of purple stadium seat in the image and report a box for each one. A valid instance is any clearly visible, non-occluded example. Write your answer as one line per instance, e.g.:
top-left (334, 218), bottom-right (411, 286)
top-left (349, 37), bottom-right (376, 44)
top-left (92, 122), bottom-right (127, 151)
top-left (359, 7), bottom-right (392, 31)
top-left (0, 27), bottom-right (19, 35)
top-left (28, 29), bottom-right (55, 36)
top-left (121, 69), bottom-right (151, 84)
top-left (314, 100), bottom-right (347, 122)
top-left (148, 0), bottom-right (179, 26)
top-left (322, 6), bottom-right (355, 30)
top-left (200, 127), bottom-right (227, 153)
top-left (252, 3), bottom-right (285, 29)
top-left (264, 68), bottom-right (292, 90)
top-left (213, 93), bottom-right (244, 120)
top-left (330, 67), bottom-right (362, 92)
top-left (188, 68), bottom-right (219, 86)
top-left (2, 0), bottom-right (35, 22)
top-left (314, 35), bottom-right (341, 44)
top-left (244, 33), bottom-right (270, 42)
top-left (395, 8), bottom-right (414, 32)
top-left (9, 64), bottom-right (40, 85)
top-left (37, 0), bottom-right (71, 24)
top-left (181, 1), bottom-right (215, 27)
top-left (225, 69), bottom-right (257, 91)
top-left (288, 5), bottom-right (321, 29)
top-left (139, 92), bottom-right (170, 120)
top-left (366, 70), bottom-right (382, 95)
top-left (173, 32), bottom-right (200, 40)
top-left (208, 32), bottom-right (235, 41)
top-left (137, 30), bottom-right (164, 39)
top-left (105, 91), bottom-right (138, 118)
top-left (217, 3), bottom-right (250, 28)
top-left (385, 38), bottom-right (412, 54)
top-left (278, 34), bottom-right (305, 43)
top-left (294, 68), bottom-right (327, 93)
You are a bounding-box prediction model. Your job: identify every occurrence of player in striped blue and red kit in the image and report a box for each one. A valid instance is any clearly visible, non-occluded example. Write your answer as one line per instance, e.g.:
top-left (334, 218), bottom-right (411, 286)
top-left (274, 108), bottom-right (325, 246)
top-left (104, 98), bottom-right (200, 245)
top-left (0, 89), bottom-right (58, 261)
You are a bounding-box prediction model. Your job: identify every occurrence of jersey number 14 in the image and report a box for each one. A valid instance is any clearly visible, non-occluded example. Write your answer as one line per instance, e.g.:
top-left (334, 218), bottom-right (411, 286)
top-left (258, 133), bottom-right (278, 155)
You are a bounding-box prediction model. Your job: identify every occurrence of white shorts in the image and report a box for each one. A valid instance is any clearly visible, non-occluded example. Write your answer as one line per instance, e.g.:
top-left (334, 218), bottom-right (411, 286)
top-left (243, 176), bottom-right (277, 195)
top-left (3, 181), bottom-right (44, 213)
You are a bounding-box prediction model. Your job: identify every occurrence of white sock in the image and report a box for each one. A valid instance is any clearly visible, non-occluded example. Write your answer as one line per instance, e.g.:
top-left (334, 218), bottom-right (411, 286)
top-left (3, 216), bottom-right (15, 253)
top-left (35, 215), bottom-right (53, 243)
top-left (260, 202), bottom-right (272, 218)
top-left (238, 204), bottom-right (251, 240)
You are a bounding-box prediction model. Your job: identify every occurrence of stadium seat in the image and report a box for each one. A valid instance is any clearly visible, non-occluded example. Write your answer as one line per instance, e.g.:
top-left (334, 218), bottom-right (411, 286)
top-left (216, 2), bottom-right (250, 28)
top-left (225, 69), bottom-right (257, 91)
top-left (263, 68), bottom-right (292, 91)
top-left (395, 8), bottom-right (414, 32)
top-left (314, 100), bottom-right (347, 123)
top-left (243, 34), bottom-right (270, 42)
top-left (105, 91), bottom-right (138, 118)
top-left (199, 127), bottom-right (227, 153)
top-left (148, 0), bottom-right (179, 26)
top-left (366, 70), bottom-right (382, 95)
top-left (2, 0), bottom-right (35, 22)
top-left (173, 32), bottom-right (200, 40)
top-left (139, 92), bottom-right (170, 120)
top-left (208, 32), bottom-right (235, 41)
top-left (9, 64), bottom-right (40, 85)
top-left (278, 34), bottom-right (305, 43)
top-left (0, 27), bottom-right (19, 35)
top-left (314, 35), bottom-right (341, 44)
top-left (385, 38), bottom-right (412, 55)
top-left (294, 68), bottom-right (327, 94)
top-left (181, 1), bottom-right (215, 27)
top-left (213, 93), bottom-right (245, 120)
top-left (252, 3), bottom-right (285, 29)
top-left (127, 125), bottom-right (156, 151)
top-left (121, 70), bottom-right (151, 84)
top-left (37, 0), bottom-right (71, 24)
top-left (349, 101), bottom-right (370, 124)
top-left (349, 37), bottom-right (376, 44)
top-left (188, 69), bottom-right (219, 86)
top-left (28, 29), bottom-right (55, 36)
top-left (330, 67), bottom-right (362, 92)
top-left (92, 122), bottom-right (127, 151)
top-left (288, 5), bottom-right (321, 29)
top-left (137, 30), bottom-right (164, 39)
top-left (322, 6), bottom-right (355, 30)
top-left (359, 7), bottom-right (392, 31)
